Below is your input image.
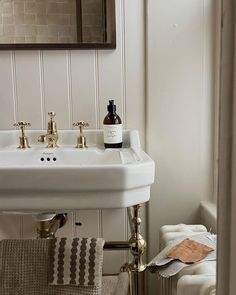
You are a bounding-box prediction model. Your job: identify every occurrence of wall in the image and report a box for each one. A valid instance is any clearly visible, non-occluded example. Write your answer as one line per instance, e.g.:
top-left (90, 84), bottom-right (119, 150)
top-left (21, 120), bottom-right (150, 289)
top-left (0, 0), bottom-right (215, 291)
top-left (147, 0), bottom-right (216, 293)
top-left (0, 0), bottom-right (145, 274)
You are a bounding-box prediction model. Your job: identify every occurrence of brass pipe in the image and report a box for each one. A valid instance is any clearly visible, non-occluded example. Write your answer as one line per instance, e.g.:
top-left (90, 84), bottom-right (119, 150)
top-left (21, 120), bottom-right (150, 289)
top-left (37, 213), bottom-right (67, 239)
top-left (129, 271), bottom-right (146, 295)
top-left (129, 205), bottom-right (146, 272)
top-left (104, 241), bottom-right (130, 250)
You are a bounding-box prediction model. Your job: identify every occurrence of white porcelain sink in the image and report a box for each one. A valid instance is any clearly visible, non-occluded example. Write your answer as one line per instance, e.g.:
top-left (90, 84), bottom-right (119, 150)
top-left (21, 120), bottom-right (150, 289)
top-left (0, 130), bottom-right (155, 212)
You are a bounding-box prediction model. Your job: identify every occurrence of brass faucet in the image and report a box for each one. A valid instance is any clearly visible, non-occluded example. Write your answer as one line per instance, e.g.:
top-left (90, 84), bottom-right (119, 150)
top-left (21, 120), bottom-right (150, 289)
top-left (13, 121), bottom-right (31, 149)
top-left (38, 112), bottom-right (59, 148)
top-left (73, 121), bottom-right (89, 148)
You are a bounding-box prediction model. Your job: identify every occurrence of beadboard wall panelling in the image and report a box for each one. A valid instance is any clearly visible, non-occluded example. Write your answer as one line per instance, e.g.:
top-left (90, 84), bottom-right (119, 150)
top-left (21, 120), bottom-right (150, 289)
top-left (0, 215), bottom-right (21, 239)
top-left (98, 0), bottom-right (124, 128)
top-left (75, 210), bottom-right (100, 237)
top-left (22, 215), bottom-right (37, 239)
top-left (102, 209), bottom-right (127, 274)
top-left (42, 51), bottom-right (71, 129)
top-left (14, 51), bottom-right (42, 128)
top-left (70, 51), bottom-right (97, 128)
top-left (124, 0), bottom-right (145, 144)
top-left (0, 52), bottom-right (15, 129)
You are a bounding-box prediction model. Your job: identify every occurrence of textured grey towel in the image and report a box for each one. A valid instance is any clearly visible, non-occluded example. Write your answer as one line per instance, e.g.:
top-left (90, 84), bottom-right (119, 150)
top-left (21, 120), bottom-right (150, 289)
top-left (0, 239), bottom-right (104, 295)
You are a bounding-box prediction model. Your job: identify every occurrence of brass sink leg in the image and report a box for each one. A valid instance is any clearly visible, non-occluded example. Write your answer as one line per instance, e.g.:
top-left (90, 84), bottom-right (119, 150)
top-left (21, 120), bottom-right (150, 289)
top-left (125, 204), bottom-right (147, 295)
top-left (36, 205), bottom-right (147, 295)
top-left (37, 213), bottom-right (67, 239)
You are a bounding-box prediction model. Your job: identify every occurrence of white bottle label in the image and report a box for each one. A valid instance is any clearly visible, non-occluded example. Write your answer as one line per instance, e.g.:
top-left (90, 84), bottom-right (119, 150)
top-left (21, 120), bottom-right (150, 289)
top-left (104, 124), bottom-right (122, 144)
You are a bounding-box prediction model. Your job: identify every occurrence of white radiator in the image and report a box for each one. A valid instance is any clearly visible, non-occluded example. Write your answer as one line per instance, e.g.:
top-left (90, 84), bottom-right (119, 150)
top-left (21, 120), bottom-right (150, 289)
top-left (159, 224), bottom-right (216, 295)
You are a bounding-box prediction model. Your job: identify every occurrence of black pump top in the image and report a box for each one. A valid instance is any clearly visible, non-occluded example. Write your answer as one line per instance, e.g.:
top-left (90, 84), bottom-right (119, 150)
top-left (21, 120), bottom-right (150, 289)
top-left (107, 100), bottom-right (116, 113)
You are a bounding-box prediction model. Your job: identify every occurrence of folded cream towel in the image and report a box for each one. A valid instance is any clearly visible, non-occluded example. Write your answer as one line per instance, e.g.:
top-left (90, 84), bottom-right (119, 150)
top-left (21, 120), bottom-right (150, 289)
top-left (147, 233), bottom-right (216, 277)
top-left (0, 239), bottom-right (104, 295)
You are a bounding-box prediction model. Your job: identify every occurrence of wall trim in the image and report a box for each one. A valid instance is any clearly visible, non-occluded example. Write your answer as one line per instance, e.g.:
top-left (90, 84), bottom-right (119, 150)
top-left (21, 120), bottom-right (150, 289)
top-left (200, 201), bottom-right (217, 233)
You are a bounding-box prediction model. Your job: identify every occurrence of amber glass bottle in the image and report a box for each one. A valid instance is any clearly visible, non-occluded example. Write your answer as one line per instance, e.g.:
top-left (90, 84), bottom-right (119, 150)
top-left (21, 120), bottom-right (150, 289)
top-left (103, 100), bottom-right (122, 148)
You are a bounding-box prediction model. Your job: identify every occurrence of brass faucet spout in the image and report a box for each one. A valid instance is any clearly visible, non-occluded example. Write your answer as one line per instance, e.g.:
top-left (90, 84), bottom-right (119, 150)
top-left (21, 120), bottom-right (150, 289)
top-left (38, 112), bottom-right (59, 148)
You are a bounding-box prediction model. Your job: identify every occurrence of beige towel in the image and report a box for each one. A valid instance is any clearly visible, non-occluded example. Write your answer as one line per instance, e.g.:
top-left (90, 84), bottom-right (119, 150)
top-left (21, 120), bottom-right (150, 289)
top-left (49, 238), bottom-right (104, 287)
top-left (0, 239), bottom-right (103, 295)
top-left (102, 273), bottom-right (130, 295)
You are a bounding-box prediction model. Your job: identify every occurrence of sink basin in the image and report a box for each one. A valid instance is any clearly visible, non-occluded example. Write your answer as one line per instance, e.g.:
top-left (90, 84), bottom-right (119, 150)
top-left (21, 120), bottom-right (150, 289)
top-left (0, 130), bottom-right (155, 212)
top-left (0, 149), bottom-right (123, 166)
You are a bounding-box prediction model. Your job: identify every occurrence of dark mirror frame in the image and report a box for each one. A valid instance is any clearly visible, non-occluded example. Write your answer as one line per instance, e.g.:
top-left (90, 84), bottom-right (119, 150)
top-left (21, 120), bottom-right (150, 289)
top-left (0, 0), bottom-right (116, 50)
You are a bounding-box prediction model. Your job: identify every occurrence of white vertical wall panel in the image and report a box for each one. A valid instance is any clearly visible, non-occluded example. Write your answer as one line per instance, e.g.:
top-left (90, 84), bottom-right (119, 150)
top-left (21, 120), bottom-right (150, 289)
top-left (42, 51), bottom-right (70, 129)
top-left (70, 51), bottom-right (97, 128)
top-left (0, 52), bottom-right (23, 238)
top-left (21, 215), bottom-right (37, 239)
top-left (0, 215), bottom-right (21, 239)
top-left (102, 209), bottom-right (127, 274)
top-left (14, 51), bottom-right (42, 128)
top-left (75, 210), bottom-right (100, 237)
top-left (98, 0), bottom-right (124, 128)
top-left (0, 52), bottom-right (15, 129)
top-left (124, 0), bottom-right (145, 142)
top-left (70, 51), bottom-right (100, 239)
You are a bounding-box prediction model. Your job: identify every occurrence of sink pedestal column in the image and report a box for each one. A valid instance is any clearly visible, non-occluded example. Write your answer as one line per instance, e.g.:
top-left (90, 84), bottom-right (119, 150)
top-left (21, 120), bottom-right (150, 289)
top-left (127, 204), bottom-right (146, 295)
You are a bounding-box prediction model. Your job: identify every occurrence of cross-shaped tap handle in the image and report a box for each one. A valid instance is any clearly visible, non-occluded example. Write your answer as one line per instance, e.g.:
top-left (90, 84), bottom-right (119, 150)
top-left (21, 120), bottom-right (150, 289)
top-left (73, 121), bottom-right (89, 133)
top-left (13, 121), bottom-right (31, 148)
top-left (14, 121), bottom-right (31, 136)
top-left (14, 121), bottom-right (31, 129)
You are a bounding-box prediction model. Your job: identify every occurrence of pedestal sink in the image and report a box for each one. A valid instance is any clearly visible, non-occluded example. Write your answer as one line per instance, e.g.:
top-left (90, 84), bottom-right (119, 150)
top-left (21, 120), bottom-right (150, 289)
top-left (0, 130), bottom-right (155, 212)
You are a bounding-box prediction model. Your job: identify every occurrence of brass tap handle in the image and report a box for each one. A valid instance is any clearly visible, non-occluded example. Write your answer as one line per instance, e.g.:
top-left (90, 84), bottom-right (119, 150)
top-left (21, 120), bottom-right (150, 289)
top-left (13, 121), bottom-right (31, 136)
top-left (73, 121), bottom-right (89, 148)
top-left (13, 121), bottom-right (31, 149)
top-left (48, 111), bottom-right (56, 120)
top-left (73, 121), bottom-right (89, 133)
top-left (14, 121), bottom-right (31, 128)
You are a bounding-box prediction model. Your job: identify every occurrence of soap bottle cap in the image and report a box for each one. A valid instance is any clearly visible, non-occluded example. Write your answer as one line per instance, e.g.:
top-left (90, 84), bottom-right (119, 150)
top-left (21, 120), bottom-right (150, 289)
top-left (107, 100), bottom-right (116, 113)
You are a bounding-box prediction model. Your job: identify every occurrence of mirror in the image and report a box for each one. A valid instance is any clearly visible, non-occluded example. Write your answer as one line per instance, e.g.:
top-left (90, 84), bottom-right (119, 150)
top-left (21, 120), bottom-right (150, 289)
top-left (0, 0), bottom-right (116, 50)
